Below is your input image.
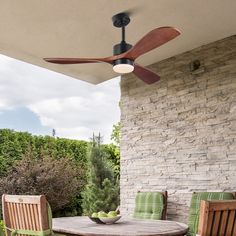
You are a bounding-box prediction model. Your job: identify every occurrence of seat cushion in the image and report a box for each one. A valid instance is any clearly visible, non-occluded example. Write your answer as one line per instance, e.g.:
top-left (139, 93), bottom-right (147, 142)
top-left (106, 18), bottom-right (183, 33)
top-left (133, 192), bottom-right (164, 220)
top-left (187, 192), bottom-right (235, 236)
top-left (53, 233), bottom-right (66, 236)
top-left (0, 225), bottom-right (4, 236)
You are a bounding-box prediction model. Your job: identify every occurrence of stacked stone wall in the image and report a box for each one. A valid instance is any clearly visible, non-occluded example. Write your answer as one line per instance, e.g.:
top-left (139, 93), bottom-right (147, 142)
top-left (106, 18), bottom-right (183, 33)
top-left (120, 35), bottom-right (236, 222)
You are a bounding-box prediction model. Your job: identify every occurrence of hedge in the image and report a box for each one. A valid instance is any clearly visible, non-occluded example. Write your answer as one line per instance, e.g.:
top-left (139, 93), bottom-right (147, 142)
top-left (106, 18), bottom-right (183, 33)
top-left (0, 129), bottom-right (88, 176)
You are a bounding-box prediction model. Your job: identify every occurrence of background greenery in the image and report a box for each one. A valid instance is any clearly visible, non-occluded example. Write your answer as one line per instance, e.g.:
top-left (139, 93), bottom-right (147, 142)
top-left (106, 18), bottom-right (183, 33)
top-left (0, 125), bottom-right (120, 219)
top-left (82, 134), bottom-right (119, 215)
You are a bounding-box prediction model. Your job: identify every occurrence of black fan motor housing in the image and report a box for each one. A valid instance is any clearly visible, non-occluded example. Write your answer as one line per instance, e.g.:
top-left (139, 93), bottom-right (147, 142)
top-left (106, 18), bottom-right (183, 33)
top-left (113, 42), bottom-right (132, 55)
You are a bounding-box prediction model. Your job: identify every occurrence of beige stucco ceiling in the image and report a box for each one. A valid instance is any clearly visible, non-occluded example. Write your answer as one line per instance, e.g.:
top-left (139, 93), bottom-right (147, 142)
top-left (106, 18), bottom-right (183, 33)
top-left (0, 0), bottom-right (235, 84)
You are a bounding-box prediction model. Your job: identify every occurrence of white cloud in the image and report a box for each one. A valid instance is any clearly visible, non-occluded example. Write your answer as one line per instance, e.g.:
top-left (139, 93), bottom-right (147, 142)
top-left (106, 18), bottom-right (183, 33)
top-left (0, 54), bottom-right (120, 143)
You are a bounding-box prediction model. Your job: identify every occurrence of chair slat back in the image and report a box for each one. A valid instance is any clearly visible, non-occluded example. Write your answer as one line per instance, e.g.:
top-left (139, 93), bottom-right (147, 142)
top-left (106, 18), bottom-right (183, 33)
top-left (198, 200), bottom-right (236, 236)
top-left (2, 195), bottom-right (49, 236)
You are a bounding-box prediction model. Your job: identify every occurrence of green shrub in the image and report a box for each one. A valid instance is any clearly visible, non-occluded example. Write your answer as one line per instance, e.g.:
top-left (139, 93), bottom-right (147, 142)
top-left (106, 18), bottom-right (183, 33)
top-left (0, 150), bottom-right (85, 215)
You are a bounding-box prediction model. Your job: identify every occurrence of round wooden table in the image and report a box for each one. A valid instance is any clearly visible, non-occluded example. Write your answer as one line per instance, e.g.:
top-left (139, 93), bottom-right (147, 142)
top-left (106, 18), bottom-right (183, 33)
top-left (53, 216), bottom-right (188, 236)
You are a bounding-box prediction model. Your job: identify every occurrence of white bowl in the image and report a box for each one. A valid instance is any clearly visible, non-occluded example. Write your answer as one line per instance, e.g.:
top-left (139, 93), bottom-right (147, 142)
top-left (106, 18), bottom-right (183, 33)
top-left (99, 215), bottom-right (122, 224)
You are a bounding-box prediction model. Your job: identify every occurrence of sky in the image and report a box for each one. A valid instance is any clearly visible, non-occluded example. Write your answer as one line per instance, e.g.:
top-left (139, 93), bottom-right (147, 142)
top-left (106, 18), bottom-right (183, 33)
top-left (0, 54), bottom-right (120, 143)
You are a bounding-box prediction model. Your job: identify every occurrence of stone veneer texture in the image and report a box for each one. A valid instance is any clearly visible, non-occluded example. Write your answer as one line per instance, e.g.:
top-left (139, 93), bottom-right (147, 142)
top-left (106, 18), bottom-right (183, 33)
top-left (120, 35), bottom-right (236, 223)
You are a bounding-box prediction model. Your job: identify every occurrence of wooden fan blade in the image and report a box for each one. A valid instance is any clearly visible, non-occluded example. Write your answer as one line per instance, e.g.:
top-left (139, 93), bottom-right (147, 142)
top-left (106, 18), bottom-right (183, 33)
top-left (133, 64), bottom-right (160, 84)
top-left (44, 56), bottom-right (116, 64)
top-left (124, 27), bottom-right (180, 60)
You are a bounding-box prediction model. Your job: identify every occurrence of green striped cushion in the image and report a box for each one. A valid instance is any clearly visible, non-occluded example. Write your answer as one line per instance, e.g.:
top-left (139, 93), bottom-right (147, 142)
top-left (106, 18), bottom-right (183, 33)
top-left (0, 225), bottom-right (4, 236)
top-left (47, 203), bottom-right (65, 236)
top-left (187, 192), bottom-right (234, 236)
top-left (133, 192), bottom-right (164, 220)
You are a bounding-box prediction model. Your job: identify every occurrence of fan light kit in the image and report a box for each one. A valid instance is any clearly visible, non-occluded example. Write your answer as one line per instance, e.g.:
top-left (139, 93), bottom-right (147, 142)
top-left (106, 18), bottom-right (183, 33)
top-left (113, 59), bottom-right (134, 74)
top-left (44, 12), bottom-right (180, 84)
top-left (113, 63), bottom-right (134, 74)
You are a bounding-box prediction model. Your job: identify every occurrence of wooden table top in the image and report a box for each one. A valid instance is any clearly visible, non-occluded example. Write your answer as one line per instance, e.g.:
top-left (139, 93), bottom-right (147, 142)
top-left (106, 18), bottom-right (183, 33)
top-left (53, 216), bottom-right (188, 236)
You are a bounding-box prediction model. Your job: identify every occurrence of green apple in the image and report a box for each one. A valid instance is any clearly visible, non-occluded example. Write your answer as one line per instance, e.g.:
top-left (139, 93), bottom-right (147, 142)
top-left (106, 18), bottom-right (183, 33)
top-left (98, 211), bottom-right (105, 214)
top-left (98, 211), bottom-right (107, 218)
top-left (91, 212), bottom-right (98, 218)
top-left (107, 211), bottom-right (117, 218)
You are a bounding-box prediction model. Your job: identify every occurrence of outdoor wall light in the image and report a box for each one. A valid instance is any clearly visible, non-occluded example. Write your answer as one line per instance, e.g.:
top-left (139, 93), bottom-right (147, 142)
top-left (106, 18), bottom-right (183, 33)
top-left (189, 59), bottom-right (205, 75)
top-left (190, 59), bottom-right (201, 72)
top-left (113, 58), bottom-right (134, 74)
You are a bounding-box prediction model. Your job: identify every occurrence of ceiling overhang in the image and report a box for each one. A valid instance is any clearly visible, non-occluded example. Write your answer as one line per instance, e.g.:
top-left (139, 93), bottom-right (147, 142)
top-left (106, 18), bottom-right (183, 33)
top-left (0, 0), bottom-right (236, 84)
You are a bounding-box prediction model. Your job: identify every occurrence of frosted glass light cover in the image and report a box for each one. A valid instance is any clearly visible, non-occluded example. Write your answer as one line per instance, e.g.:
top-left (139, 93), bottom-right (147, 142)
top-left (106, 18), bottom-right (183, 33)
top-left (113, 64), bottom-right (134, 74)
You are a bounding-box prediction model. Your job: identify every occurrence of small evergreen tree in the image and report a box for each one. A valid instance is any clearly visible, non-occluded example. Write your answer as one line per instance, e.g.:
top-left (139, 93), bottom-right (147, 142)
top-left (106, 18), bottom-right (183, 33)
top-left (82, 134), bottom-right (119, 215)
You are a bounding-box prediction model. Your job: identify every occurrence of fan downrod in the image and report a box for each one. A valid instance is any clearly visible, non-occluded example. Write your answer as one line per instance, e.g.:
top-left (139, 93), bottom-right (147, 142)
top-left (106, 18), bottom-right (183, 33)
top-left (112, 12), bottom-right (130, 28)
top-left (112, 12), bottom-right (132, 56)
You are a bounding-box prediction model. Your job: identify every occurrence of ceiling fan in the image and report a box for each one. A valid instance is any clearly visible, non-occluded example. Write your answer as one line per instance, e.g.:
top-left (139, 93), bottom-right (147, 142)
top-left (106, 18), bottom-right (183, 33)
top-left (44, 12), bottom-right (180, 84)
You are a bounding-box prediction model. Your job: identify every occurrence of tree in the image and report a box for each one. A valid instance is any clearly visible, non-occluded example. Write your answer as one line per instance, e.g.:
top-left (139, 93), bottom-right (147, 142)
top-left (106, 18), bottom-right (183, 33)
top-left (104, 122), bottom-right (121, 179)
top-left (111, 122), bottom-right (120, 146)
top-left (81, 136), bottom-right (119, 215)
top-left (52, 129), bottom-right (56, 137)
top-left (103, 144), bottom-right (120, 179)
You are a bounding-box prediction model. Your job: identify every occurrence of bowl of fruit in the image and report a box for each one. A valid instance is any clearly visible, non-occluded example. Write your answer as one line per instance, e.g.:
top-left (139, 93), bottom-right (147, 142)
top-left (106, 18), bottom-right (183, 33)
top-left (89, 210), bottom-right (121, 224)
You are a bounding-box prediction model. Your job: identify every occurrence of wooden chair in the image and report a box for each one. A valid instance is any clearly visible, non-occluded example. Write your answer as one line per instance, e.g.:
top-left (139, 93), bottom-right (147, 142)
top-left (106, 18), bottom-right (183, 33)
top-left (161, 191), bottom-right (168, 220)
top-left (2, 194), bottom-right (60, 236)
top-left (187, 191), bottom-right (236, 236)
top-left (197, 200), bottom-right (236, 236)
